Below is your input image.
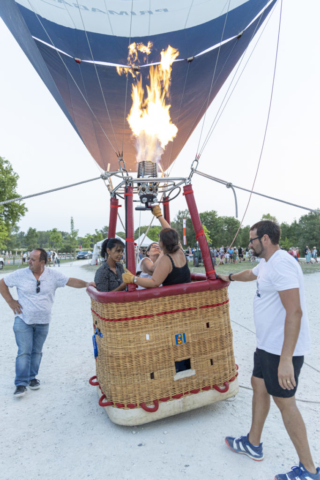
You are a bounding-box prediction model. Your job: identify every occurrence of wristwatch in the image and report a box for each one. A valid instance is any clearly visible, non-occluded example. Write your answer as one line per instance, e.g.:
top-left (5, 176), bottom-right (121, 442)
top-left (229, 273), bottom-right (234, 281)
top-left (133, 276), bottom-right (137, 284)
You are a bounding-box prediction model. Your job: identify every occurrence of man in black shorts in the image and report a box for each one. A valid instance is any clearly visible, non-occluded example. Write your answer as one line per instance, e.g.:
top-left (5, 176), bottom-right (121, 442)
top-left (218, 221), bottom-right (319, 480)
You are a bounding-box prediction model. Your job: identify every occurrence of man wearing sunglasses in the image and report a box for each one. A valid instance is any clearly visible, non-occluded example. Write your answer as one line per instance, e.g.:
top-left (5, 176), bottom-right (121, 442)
top-left (0, 248), bottom-right (95, 398)
top-left (217, 221), bottom-right (319, 480)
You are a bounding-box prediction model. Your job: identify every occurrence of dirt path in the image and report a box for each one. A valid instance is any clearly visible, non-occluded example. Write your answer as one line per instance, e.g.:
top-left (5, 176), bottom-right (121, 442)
top-left (1, 263), bottom-right (319, 480)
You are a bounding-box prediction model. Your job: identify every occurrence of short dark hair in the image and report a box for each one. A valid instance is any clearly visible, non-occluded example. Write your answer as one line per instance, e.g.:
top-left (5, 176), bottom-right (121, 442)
top-left (159, 228), bottom-right (180, 253)
top-left (34, 248), bottom-right (48, 264)
top-left (101, 238), bottom-right (125, 258)
top-left (250, 220), bottom-right (280, 245)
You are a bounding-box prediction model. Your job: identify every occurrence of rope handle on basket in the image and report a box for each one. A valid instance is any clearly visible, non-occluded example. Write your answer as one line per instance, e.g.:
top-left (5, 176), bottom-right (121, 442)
top-left (140, 400), bottom-right (159, 413)
top-left (213, 382), bottom-right (230, 393)
top-left (99, 394), bottom-right (114, 407)
top-left (89, 376), bottom-right (99, 386)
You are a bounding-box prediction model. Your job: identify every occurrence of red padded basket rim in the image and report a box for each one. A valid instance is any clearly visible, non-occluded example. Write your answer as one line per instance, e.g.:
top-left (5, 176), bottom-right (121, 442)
top-left (87, 274), bottom-right (229, 304)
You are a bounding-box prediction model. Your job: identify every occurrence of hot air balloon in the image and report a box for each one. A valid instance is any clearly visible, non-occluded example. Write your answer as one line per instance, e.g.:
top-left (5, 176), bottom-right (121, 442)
top-left (1, 0), bottom-right (278, 425)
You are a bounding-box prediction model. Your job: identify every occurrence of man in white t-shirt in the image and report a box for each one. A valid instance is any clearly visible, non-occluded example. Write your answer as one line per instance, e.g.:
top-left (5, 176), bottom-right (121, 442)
top-left (218, 221), bottom-right (319, 480)
top-left (0, 248), bottom-right (95, 398)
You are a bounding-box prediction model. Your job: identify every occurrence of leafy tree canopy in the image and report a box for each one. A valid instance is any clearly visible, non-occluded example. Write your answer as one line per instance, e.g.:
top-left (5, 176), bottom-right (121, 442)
top-left (0, 157), bottom-right (27, 246)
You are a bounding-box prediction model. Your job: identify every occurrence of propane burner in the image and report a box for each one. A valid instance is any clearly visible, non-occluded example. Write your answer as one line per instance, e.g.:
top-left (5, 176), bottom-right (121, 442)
top-left (136, 161), bottom-right (158, 211)
top-left (137, 160), bottom-right (158, 178)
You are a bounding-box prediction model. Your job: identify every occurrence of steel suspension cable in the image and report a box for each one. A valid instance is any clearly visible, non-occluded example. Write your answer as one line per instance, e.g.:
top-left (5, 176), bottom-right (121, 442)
top-left (0, 177), bottom-right (102, 206)
top-left (198, 2), bottom-right (276, 156)
top-left (194, 170), bottom-right (319, 214)
top-left (75, 0), bottom-right (120, 153)
top-left (122, 0), bottom-right (134, 153)
top-left (229, 0), bottom-right (283, 247)
top-left (196, 0), bottom-right (231, 154)
top-left (26, 0), bottom-right (118, 154)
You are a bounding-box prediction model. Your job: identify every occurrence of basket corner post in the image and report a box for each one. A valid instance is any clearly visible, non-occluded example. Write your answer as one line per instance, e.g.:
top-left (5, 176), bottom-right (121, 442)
top-left (183, 184), bottom-right (216, 280)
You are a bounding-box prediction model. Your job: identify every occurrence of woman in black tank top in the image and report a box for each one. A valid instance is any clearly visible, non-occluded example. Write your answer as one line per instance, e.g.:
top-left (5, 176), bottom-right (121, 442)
top-left (162, 253), bottom-right (191, 286)
top-left (122, 221), bottom-right (191, 289)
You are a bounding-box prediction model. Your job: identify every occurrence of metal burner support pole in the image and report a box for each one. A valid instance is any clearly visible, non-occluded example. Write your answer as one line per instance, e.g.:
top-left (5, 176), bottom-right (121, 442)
top-left (183, 184), bottom-right (216, 280)
top-left (125, 185), bottom-right (136, 291)
top-left (162, 196), bottom-right (170, 225)
top-left (108, 197), bottom-right (119, 238)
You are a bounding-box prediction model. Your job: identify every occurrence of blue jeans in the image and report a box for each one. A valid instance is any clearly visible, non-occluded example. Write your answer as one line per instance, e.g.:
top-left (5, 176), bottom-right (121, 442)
top-left (13, 317), bottom-right (49, 386)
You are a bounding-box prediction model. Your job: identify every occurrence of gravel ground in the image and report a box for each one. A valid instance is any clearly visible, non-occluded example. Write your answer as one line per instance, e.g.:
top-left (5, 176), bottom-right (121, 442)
top-left (0, 261), bottom-right (319, 480)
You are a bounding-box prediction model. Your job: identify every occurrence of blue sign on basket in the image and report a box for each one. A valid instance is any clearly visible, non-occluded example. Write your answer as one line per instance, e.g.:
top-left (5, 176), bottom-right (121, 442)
top-left (175, 333), bottom-right (186, 345)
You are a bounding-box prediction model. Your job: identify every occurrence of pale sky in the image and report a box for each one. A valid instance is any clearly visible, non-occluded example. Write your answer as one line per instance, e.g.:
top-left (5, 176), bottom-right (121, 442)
top-left (0, 0), bottom-right (319, 237)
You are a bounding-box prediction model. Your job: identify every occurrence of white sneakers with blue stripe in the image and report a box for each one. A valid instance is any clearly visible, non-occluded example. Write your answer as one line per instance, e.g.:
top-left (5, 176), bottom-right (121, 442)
top-left (275, 463), bottom-right (320, 480)
top-left (225, 434), bottom-right (264, 461)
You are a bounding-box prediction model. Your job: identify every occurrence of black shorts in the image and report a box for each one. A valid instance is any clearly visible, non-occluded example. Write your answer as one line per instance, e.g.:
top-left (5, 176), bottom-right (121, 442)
top-left (252, 348), bottom-right (304, 398)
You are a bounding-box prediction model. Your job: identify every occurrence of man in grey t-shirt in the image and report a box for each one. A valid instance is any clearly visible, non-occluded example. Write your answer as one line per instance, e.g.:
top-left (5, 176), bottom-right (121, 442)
top-left (0, 248), bottom-right (95, 398)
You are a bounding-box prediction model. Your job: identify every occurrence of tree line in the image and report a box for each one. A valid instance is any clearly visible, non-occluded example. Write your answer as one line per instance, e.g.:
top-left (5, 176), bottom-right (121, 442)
top-left (1, 156), bottom-right (319, 254)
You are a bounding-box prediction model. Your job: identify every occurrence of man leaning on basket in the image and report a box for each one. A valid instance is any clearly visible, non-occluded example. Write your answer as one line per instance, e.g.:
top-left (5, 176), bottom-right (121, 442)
top-left (0, 248), bottom-right (95, 398)
top-left (218, 221), bottom-right (320, 480)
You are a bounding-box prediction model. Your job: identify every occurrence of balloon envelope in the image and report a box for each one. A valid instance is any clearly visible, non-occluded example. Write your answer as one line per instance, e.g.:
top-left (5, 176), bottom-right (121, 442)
top-left (1, 0), bottom-right (277, 172)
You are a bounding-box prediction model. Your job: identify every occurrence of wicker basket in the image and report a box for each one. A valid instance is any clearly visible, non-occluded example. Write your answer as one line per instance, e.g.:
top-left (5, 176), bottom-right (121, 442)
top-left (89, 276), bottom-right (237, 416)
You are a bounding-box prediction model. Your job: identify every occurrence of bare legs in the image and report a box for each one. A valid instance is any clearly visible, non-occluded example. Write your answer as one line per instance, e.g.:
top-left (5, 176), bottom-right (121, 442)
top-left (248, 376), bottom-right (270, 446)
top-left (273, 396), bottom-right (317, 474)
top-left (247, 375), bottom-right (316, 474)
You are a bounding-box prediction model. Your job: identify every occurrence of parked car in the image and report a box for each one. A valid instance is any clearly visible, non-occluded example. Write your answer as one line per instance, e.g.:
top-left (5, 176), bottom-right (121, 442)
top-left (0, 256), bottom-right (4, 269)
top-left (77, 251), bottom-right (92, 260)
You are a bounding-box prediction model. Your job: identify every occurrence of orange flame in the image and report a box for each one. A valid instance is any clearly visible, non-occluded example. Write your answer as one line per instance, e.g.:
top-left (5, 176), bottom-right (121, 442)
top-left (117, 43), bottom-right (179, 164)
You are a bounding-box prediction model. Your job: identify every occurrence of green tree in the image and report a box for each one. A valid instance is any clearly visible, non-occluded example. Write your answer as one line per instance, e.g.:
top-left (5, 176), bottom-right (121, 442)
top-left (0, 157), bottom-right (27, 234)
top-left (297, 212), bottom-right (320, 253)
top-left (49, 228), bottom-right (63, 251)
top-left (238, 225), bottom-right (250, 247)
top-left (202, 225), bottom-right (212, 244)
top-left (171, 210), bottom-right (195, 246)
top-left (82, 233), bottom-right (93, 249)
top-left (0, 216), bottom-right (9, 249)
top-left (25, 227), bottom-right (39, 250)
top-left (134, 225), bottom-right (162, 242)
top-left (92, 229), bottom-right (103, 245)
top-left (261, 213), bottom-right (278, 223)
top-left (280, 237), bottom-right (292, 250)
top-left (116, 231), bottom-right (125, 240)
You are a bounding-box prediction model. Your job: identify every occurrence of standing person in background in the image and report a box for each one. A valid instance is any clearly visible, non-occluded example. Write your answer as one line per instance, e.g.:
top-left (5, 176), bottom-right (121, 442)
top-left (0, 248), bottom-right (96, 398)
top-left (238, 246), bottom-right (243, 262)
top-left (232, 247), bottom-right (238, 264)
top-left (312, 247), bottom-right (318, 263)
top-left (217, 221), bottom-right (319, 480)
top-left (305, 248), bottom-right (312, 264)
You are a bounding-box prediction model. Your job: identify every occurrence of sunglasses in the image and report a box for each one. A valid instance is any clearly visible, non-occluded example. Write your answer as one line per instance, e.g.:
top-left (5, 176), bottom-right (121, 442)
top-left (36, 280), bottom-right (41, 294)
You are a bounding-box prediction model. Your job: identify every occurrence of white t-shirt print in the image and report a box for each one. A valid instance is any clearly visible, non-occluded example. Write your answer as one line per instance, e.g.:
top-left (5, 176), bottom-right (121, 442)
top-left (252, 250), bottom-right (310, 356)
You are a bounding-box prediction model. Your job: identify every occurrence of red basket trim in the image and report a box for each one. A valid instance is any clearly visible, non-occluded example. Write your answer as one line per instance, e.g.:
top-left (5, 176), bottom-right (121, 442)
top-left (91, 300), bottom-right (229, 323)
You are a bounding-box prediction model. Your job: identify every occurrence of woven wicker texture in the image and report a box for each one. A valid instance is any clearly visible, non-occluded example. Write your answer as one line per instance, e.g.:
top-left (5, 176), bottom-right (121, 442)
top-left (91, 287), bottom-right (236, 407)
